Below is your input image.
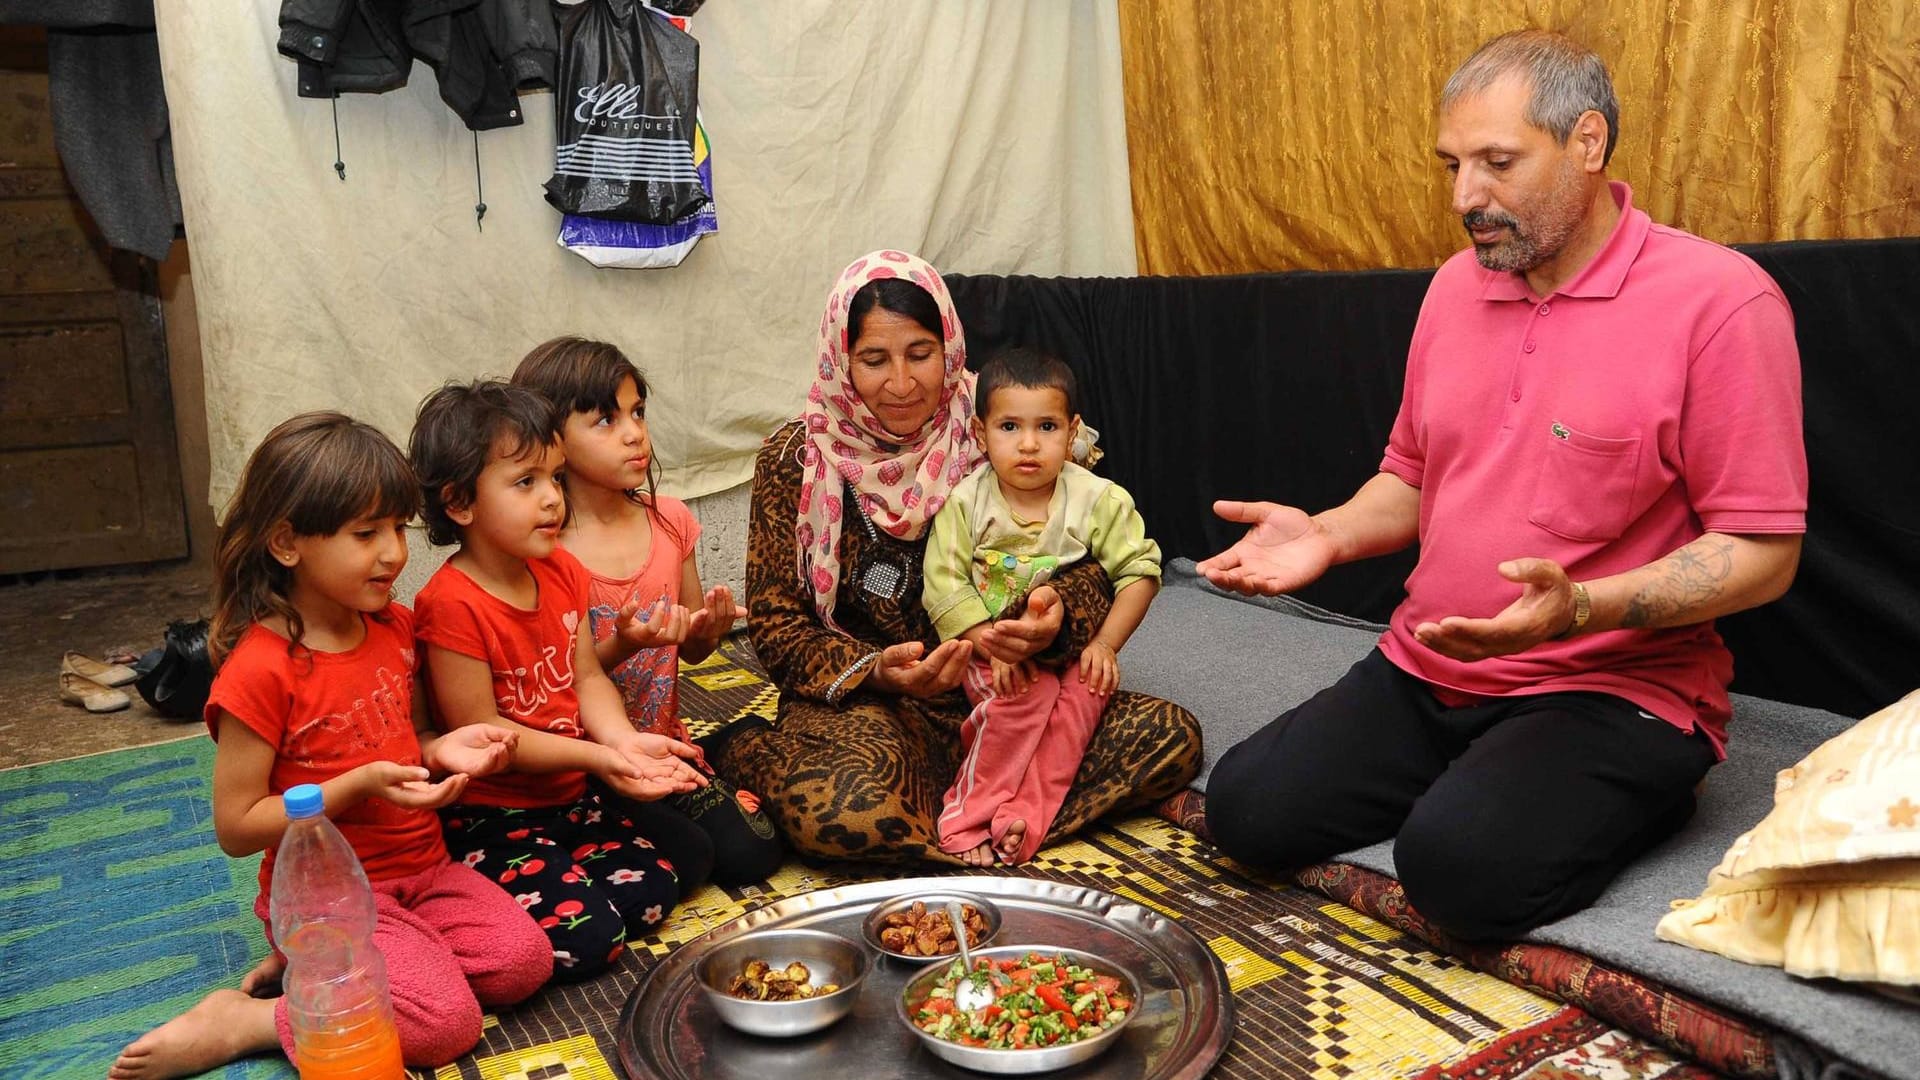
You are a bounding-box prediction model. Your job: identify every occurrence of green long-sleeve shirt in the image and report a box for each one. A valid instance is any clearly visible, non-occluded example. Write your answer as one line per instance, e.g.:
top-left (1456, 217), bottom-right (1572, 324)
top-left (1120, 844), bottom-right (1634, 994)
top-left (923, 461), bottom-right (1161, 642)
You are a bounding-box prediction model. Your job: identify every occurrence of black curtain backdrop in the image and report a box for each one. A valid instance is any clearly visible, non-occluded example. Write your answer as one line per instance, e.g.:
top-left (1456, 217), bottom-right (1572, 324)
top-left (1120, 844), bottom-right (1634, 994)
top-left (946, 238), bottom-right (1920, 720)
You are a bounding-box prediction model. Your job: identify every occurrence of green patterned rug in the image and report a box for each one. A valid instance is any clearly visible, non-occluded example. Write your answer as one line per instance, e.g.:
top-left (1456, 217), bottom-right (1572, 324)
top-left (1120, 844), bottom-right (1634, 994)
top-left (0, 738), bottom-right (287, 1080)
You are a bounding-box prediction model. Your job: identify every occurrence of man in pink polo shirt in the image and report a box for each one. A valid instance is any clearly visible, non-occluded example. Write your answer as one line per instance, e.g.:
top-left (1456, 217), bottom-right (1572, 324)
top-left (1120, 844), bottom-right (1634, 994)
top-left (1200, 30), bottom-right (1806, 940)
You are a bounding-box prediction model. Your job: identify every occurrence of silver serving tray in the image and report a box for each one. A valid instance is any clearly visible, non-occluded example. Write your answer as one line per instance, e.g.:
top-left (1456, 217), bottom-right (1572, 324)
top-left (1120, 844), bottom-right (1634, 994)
top-left (616, 875), bottom-right (1234, 1079)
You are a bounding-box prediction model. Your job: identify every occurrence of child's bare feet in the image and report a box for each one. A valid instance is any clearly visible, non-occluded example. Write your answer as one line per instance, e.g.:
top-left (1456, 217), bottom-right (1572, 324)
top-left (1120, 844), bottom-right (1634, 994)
top-left (995, 820), bottom-right (1027, 864)
top-left (959, 841), bottom-right (996, 867)
top-left (239, 952), bottom-right (285, 997)
top-left (108, 988), bottom-right (280, 1080)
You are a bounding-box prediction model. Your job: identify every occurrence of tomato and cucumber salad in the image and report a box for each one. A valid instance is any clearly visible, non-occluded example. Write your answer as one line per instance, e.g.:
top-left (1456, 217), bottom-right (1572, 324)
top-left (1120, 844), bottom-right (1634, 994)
top-left (909, 952), bottom-right (1133, 1050)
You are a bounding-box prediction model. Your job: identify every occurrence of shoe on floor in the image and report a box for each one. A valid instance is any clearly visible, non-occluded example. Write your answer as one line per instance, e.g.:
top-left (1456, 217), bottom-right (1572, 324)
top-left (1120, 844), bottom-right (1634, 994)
top-left (63, 650), bottom-right (139, 688)
top-left (60, 670), bottom-right (131, 713)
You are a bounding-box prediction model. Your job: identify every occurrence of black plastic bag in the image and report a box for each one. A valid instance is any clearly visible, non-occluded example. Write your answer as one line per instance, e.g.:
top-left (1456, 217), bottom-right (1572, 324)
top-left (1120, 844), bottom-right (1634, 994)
top-left (544, 0), bottom-right (706, 223)
top-left (133, 619), bottom-right (213, 722)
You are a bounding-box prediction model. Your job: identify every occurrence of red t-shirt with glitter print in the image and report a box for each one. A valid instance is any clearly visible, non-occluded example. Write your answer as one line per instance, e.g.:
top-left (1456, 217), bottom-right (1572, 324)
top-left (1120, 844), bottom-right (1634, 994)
top-left (204, 605), bottom-right (446, 906)
top-left (413, 549), bottom-right (595, 808)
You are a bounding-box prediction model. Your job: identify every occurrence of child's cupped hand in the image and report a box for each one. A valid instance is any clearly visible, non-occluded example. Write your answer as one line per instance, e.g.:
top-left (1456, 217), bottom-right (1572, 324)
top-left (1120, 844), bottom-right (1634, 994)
top-left (687, 585), bottom-right (738, 645)
top-left (615, 595), bottom-right (691, 650)
top-left (1078, 642), bottom-right (1120, 697)
top-left (429, 723), bottom-right (518, 779)
top-left (359, 760), bottom-right (469, 811)
top-left (597, 730), bottom-right (710, 801)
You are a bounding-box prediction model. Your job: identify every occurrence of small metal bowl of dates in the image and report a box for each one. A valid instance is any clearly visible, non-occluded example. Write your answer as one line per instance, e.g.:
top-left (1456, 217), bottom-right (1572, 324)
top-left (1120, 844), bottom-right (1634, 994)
top-left (860, 890), bottom-right (1002, 963)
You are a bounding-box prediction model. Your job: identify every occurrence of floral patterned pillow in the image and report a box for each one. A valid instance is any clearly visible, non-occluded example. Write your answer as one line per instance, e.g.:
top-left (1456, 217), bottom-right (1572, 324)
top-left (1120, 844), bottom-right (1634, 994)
top-left (1657, 689), bottom-right (1920, 985)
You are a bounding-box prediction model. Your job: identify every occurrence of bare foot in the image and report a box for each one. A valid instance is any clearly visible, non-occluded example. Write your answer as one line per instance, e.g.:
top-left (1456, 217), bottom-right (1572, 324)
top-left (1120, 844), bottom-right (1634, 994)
top-left (959, 841), bottom-right (996, 867)
top-left (239, 953), bottom-right (285, 997)
top-left (108, 988), bottom-right (280, 1080)
top-left (995, 820), bottom-right (1027, 864)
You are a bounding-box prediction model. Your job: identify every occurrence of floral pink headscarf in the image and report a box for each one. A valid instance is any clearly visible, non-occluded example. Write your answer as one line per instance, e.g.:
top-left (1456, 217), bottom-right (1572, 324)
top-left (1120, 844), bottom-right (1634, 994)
top-left (796, 250), bottom-right (981, 630)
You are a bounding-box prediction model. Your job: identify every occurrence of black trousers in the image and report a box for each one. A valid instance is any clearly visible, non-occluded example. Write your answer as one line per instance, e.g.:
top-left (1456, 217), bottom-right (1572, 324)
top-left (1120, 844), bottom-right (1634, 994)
top-left (1205, 650), bottom-right (1716, 941)
top-left (441, 780), bottom-right (715, 981)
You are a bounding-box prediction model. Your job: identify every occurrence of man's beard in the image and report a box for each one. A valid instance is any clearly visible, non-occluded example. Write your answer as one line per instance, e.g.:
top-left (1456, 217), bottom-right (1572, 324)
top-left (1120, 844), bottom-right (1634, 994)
top-left (1464, 209), bottom-right (1539, 271)
top-left (1463, 162), bottom-right (1587, 273)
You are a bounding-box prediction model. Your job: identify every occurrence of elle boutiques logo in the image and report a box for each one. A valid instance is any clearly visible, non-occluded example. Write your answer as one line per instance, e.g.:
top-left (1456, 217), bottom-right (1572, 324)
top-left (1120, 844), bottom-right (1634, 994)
top-left (574, 83), bottom-right (681, 134)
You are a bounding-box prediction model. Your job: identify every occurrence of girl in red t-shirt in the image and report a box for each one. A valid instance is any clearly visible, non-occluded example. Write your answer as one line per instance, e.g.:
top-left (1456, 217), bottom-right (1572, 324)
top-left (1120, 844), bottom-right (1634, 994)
top-left (111, 413), bottom-right (550, 1080)
top-left (512, 337), bottom-right (782, 885)
top-left (409, 380), bottom-right (711, 983)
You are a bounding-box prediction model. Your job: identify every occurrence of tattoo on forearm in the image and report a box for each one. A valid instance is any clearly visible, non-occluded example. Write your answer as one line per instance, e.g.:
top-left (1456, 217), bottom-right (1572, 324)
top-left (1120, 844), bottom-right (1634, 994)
top-left (1622, 538), bottom-right (1735, 628)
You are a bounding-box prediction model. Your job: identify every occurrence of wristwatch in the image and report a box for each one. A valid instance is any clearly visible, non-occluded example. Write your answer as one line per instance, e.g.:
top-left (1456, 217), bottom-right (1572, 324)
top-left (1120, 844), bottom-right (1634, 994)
top-left (1558, 581), bottom-right (1592, 639)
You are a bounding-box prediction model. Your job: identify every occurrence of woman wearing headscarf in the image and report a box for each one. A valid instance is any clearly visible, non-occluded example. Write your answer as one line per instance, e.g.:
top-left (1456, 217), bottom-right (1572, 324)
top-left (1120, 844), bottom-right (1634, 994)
top-left (711, 250), bottom-right (1202, 862)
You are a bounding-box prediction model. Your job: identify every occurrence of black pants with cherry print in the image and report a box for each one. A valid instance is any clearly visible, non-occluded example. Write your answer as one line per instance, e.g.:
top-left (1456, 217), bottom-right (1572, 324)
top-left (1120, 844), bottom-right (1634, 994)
top-left (441, 780), bottom-right (714, 982)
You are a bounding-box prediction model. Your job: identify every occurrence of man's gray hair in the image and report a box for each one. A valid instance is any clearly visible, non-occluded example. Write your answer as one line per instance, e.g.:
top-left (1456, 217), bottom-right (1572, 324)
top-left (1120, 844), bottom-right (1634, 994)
top-left (1441, 30), bottom-right (1620, 166)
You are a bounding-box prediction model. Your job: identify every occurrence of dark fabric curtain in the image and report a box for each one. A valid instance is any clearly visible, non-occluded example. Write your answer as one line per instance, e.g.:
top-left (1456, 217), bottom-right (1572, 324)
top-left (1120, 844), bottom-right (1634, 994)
top-left (1717, 239), bottom-right (1920, 718)
top-left (947, 237), bottom-right (1920, 720)
top-left (947, 268), bottom-right (1428, 623)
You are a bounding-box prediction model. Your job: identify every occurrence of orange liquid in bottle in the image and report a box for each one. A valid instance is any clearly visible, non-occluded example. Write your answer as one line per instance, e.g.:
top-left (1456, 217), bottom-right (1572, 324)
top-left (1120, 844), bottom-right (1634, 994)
top-left (293, 1016), bottom-right (405, 1080)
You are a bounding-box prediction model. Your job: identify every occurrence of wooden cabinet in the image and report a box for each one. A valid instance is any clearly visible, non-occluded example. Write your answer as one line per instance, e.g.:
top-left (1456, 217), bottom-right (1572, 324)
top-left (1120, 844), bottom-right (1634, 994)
top-left (0, 27), bottom-right (187, 574)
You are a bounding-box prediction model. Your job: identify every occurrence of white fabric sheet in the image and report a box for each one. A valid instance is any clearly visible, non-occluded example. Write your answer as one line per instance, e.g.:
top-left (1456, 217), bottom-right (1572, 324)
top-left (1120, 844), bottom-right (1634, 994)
top-left (155, 0), bottom-right (1137, 508)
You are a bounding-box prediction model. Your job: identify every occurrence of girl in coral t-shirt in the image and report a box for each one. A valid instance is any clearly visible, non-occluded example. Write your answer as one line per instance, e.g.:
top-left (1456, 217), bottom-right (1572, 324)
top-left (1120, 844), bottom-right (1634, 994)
top-left (512, 337), bottom-right (782, 885)
top-left (111, 413), bottom-right (548, 1080)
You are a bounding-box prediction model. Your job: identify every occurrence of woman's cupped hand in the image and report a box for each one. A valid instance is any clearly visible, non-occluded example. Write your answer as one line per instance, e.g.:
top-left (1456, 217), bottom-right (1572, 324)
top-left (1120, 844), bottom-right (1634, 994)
top-left (864, 586), bottom-right (1066, 698)
top-left (865, 638), bottom-right (972, 698)
top-left (973, 586), bottom-right (1063, 664)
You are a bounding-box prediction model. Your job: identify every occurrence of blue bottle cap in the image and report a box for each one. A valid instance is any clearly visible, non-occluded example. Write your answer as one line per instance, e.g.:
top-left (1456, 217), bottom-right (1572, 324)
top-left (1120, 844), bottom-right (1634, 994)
top-left (283, 784), bottom-right (325, 820)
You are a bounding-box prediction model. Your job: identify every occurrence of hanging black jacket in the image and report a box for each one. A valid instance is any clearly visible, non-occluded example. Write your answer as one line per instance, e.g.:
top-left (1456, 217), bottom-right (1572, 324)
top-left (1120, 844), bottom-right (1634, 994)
top-left (277, 0), bottom-right (555, 130)
top-left (278, 0), bottom-right (411, 98)
top-left (405, 0), bottom-right (555, 130)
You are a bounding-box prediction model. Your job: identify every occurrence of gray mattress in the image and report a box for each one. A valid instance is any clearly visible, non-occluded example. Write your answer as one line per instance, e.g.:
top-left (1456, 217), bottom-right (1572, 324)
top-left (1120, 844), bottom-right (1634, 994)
top-left (1122, 561), bottom-right (1917, 1080)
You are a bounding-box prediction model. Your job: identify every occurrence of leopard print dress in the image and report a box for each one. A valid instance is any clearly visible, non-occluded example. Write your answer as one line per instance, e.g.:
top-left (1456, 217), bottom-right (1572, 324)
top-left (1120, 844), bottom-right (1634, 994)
top-left (714, 421), bottom-right (1202, 864)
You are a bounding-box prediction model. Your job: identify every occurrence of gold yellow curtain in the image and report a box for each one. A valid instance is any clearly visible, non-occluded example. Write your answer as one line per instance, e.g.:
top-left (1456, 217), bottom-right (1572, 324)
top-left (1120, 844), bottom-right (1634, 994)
top-left (1119, 1), bottom-right (1920, 274)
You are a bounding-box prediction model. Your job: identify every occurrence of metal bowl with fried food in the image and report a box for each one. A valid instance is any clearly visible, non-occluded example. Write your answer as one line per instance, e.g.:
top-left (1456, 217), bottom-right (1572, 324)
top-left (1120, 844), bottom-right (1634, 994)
top-left (695, 928), bottom-right (869, 1037)
top-left (860, 891), bottom-right (1002, 963)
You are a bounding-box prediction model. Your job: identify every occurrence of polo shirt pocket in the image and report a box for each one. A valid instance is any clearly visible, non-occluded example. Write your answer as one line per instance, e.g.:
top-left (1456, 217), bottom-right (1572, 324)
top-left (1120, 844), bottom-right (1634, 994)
top-left (1528, 423), bottom-right (1642, 542)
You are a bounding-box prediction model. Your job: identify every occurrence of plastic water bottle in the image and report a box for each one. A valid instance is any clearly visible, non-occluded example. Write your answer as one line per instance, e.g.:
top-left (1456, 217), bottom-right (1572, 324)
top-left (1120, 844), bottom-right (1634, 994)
top-left (268, 784), bottom-right (405, 1080)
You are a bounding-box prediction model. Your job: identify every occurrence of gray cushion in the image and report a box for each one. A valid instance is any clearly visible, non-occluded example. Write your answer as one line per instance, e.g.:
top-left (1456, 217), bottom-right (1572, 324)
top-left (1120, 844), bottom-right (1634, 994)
top-left (1123, 561), bottom-right (1919, 1079)
top-left (1122, 566), bottom-right (1382, 790)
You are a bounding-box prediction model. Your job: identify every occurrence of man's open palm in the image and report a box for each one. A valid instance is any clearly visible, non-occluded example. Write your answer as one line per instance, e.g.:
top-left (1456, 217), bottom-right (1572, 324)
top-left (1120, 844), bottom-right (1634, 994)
top-left (1197, 500), bottom-right (1339, 596)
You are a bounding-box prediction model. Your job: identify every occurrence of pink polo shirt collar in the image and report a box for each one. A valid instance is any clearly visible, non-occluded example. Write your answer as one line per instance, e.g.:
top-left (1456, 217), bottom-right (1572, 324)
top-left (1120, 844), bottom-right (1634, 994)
top-left (1477, 181), bottom-right (1647, 303)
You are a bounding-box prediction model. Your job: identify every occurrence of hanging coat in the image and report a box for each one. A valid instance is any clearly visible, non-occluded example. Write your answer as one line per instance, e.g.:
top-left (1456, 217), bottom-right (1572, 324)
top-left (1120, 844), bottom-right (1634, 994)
top-left (278, 0), bottom-right (556, 131)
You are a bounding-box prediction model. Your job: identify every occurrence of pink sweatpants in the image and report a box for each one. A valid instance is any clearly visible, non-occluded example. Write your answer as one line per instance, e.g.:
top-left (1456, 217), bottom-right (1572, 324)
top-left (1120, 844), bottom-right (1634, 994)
top-left (262, 859), bottom-right (553, 1067)
top-left (938, 658), bottom-right (1106, 864)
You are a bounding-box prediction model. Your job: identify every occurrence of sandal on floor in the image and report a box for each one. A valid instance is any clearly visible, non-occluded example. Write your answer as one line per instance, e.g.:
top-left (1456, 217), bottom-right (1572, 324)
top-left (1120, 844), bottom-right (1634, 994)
top-left (63, 651), bottom-right (139, 688)
top-left (60, 670), bottom-right (131, 713)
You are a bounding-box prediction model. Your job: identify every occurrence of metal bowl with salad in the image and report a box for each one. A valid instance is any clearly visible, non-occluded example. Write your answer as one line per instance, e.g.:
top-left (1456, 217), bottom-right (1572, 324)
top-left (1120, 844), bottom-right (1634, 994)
top-left (896, 944), bottom-right (1140, 1073)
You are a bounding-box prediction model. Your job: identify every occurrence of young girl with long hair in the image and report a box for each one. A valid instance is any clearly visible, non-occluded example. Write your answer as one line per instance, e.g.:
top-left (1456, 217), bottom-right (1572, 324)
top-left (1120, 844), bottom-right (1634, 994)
top-left (110, 412), bottom-right (550, 1080)
top-left (511, 337), bottom-right (782, 883)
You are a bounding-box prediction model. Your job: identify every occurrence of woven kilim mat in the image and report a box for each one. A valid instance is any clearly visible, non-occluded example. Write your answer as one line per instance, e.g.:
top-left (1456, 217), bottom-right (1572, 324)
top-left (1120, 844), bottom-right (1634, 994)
top-left (435, 640), bottom-right (1717, 1080)
top-left (0, 638), bottom-right (1715, 1080)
